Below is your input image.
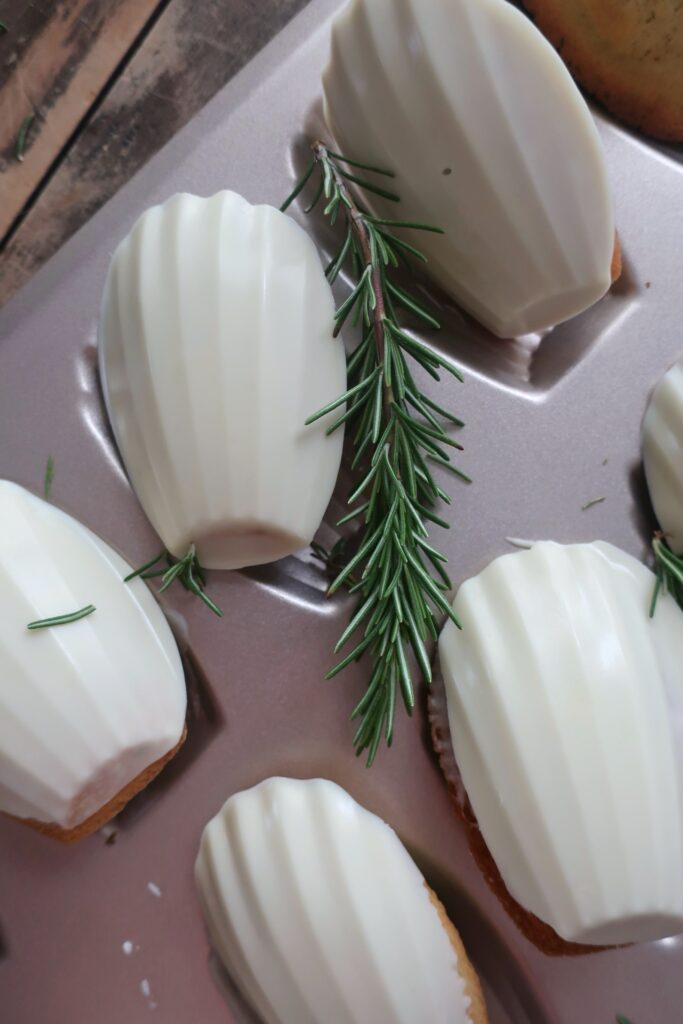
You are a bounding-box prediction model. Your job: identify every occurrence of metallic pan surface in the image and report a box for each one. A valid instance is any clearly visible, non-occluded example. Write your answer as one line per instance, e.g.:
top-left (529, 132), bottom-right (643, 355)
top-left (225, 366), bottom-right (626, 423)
top-left (0, 1), bottom-right (682, 1021)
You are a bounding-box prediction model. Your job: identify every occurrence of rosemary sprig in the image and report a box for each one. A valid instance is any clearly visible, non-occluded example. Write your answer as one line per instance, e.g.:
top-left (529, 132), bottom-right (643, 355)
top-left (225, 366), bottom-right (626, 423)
top-left (44, 455), bottom-right (54, 500)
top-left (16, 112), bottom-right (35, 162)
top-left (124, 545), bottom-right (223, 617)
top-left (28, 604), bottom-right (96, 631)
top-left (650, 534), bottom-right (683, 617)
top-left (283, 142), bottom-right (466, 765)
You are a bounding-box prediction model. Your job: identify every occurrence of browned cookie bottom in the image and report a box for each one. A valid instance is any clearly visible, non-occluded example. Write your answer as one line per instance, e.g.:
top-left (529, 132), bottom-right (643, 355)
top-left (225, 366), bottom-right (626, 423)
top-left (428, 672), bottom-right (611, 956)
top-left (7, 725), bottom-right (187, 843)
top-left (611, 232), bottom-right (622, 283)
top-left (426, 883), bottom-right (489, 1022)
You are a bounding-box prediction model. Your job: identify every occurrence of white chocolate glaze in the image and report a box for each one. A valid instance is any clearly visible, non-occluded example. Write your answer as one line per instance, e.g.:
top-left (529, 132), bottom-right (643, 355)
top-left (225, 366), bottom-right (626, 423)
top-left (323, 0), bottom-right (614, 338)
top-left (643, 356), bottom-right (683, 553)
top-left (0, 481), bottom-right (186, 829)
top-left (99, 191), bottom-right (347, 570)
top-left (439, 541), bottom-right (683, 945)
top-left (195, 777), bottom-right (477, 1024)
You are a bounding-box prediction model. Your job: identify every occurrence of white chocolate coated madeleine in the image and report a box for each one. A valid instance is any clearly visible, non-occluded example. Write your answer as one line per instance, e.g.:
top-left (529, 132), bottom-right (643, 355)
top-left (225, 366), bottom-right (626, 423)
top-left (323, 0), bottom-right (615, 338)
top-left (439, 541), bottom-right (683, 945)
top-left (99, 191), bottom-right (346, 570)
top-left (643, 356), bottom-right (683, 553)
top-left (195, 777), bottom-right (486, 1024)
top-left (0, 482), bottom-right (186, 835)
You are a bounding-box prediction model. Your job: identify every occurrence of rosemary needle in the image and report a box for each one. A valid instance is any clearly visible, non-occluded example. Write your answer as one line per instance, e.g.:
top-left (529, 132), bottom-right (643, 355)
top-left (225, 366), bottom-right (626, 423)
top-left (581, 496), bottom-right (606, 511)
top-left (0, 20), bottom-right (7, 33)
top-left (650, 534), bottom-right (683, 617)
top-left (28, 604), bottom-right (96, 631)
top-left (124, 550), bottom-right (166, 583)
top-left (324, 149), bottom-right (396, 177)
top-left (505, 537), bottom-right (535, 550)
top-left (616, 1016), bottom-right (634, 1024)
top-left (16, 112), bottom-right (35, 162)
top-left (283, 141), bottom-right (466, 765)
top-left (43, 455), bottom-right (54, 500)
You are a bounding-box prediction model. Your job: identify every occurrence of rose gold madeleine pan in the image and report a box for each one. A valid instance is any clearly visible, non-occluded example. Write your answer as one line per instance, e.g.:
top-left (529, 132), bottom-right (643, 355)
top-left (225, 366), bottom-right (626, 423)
top-left (0, 1), bottom-right (682, 1021)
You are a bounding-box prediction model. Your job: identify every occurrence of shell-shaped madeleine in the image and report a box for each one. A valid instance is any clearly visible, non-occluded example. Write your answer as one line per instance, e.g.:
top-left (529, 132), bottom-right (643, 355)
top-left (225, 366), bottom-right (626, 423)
top-left (323, 0), bottom-right (614, 338)
top-left (99, 191), bottom-right (347, 570)
top-left (0, 482), bottom-right (186, 833)
top-left (195, 778), bottom-right (481, 1024)
top-left (643, 356), bottom-right (683, 553)
top-left (439, 541), bottom-right (683, 945)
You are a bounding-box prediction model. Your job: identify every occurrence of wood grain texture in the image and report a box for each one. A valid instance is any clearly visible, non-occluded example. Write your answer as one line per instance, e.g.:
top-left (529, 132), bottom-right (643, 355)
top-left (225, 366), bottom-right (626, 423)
top-left (0, 0), bottom-right (310, 307)
top-left (0, 0), bottom-right (163, 237)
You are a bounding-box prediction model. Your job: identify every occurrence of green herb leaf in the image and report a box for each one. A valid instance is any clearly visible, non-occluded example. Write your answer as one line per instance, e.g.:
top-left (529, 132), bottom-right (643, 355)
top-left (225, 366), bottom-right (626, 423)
top-left (16, 112), bottom-right (35, 162)
top-left (324, 149), bottom-right (395, 177)
top-left (335, 167), bottom-right (401, 202)
top-left (287, 141), bottom-right (465, 764)
top-left (368, 217), bottom-right (445, 234)
top-left (280, 157), bottom-right (315, 212)
top-left (43, 455), bottom-right (54, 500)
top-left (124, 549), bottom-right (167, 583)
top-left (28, 604), bottom-right (96, 631)
top-left (651, 535), bottom-right (683, 617)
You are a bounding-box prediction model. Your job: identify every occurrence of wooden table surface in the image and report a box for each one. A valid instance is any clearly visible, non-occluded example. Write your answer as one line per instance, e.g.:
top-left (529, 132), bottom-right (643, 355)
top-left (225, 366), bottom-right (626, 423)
top-left (0, 0), bottom-right (310, 308)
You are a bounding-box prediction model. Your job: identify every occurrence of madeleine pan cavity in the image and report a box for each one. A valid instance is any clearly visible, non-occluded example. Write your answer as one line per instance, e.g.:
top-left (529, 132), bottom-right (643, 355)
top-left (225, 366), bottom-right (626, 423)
top-left (195, 777), bottom-right (486, 1024)
top-left (323, 0), bottom-right (615, 338)
top-left (99, 191), bottom-right (347, 571)
top-left (439, 541), bottom-right (683, 946)
top-left (0, 481), bottom-right (186, 837)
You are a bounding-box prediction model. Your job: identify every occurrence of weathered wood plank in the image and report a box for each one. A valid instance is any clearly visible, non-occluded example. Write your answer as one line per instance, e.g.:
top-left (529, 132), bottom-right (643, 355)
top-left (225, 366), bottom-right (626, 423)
top-left (0, 0), bottom-right (310, 307)
top-left (0, 0), bottom-right (164, 238)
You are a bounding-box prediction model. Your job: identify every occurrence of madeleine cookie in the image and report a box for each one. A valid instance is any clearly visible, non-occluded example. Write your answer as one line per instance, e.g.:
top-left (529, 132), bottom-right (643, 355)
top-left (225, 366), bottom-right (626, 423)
top-left (437, 541), bottom-right (683, 948)
top-left (521, 0), bottom-right (683, 140)
top-left (195, 777), bottom-right (488, 1024)
top-left (0, 481), bottom-right (187, 841)
top-left (99, 191), bottom-right (346, 571)
top-left (323, 0), bottom-right (616, 338)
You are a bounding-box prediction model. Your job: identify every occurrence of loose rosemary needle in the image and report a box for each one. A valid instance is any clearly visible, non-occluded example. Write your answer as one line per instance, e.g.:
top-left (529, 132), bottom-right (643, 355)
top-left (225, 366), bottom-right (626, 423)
top-left (283, 141), bottom-right (467, 765)
top-left (28, 604), bottom-right (96, 631)
top-left (650, 533), bottom-right (683, 617)
top-left (505, 537), bottom-right (535, 550)
top-left (581, 496), bottom-right (606, 511)
top-left (43, 455), bottom-right (54, 500)
top-left (16, 112), bottom-right (35, 162)
top-left (124, 545), bottom-right (222, 617)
